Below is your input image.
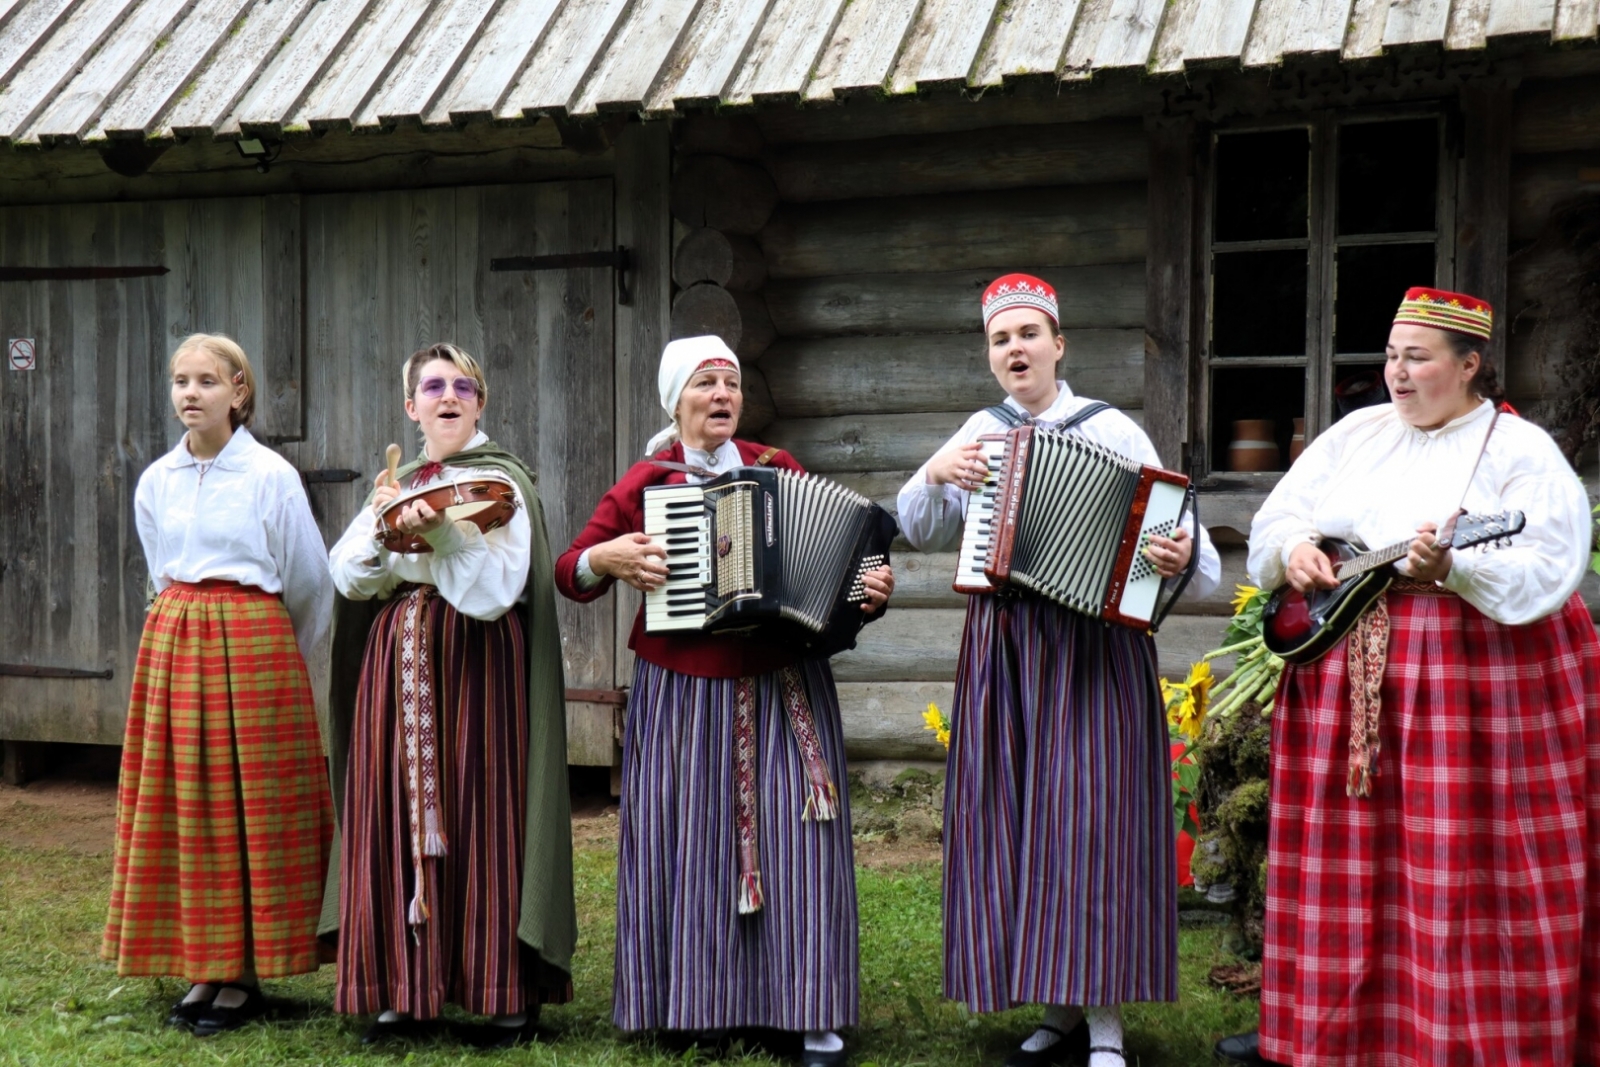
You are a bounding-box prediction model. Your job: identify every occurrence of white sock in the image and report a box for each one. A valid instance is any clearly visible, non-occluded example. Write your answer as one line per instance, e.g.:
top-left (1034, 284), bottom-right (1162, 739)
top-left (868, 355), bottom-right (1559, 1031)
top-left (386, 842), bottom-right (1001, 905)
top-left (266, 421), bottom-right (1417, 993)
top-left (803, 1029), bottom-right (844, 1053)
top-left (1086, 1004), bottom-right (1123, 1065)
top-left (491, 1012), bottom-right (527, 1028)
top-left (181, 983), bottom-right (217, 1006)
top-left (211, 985), bottom-right (253, 1010)
top-left (1022, 1004), bottom-right (1084, 1051)
top-left (377, 1009), bottom-right (411, 1024)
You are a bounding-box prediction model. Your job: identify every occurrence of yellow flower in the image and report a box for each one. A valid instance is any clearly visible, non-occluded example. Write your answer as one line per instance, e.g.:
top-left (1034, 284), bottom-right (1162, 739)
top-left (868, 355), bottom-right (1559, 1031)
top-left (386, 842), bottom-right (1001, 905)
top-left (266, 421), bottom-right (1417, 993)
top-left (923, 702), bottom-right (951, 750)
top-left (1185, 659), bottom-right (1214, 720)
top-left (1230, 584), bottom-right (1262, 615)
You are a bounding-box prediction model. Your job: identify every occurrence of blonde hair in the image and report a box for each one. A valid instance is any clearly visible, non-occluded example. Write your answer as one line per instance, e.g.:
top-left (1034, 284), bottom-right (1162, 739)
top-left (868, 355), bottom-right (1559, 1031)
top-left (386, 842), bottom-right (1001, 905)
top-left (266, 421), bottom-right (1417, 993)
top-left (403, 342), bottom-right (489, 405)
top-left (170, 333), bottom-right (255, 428)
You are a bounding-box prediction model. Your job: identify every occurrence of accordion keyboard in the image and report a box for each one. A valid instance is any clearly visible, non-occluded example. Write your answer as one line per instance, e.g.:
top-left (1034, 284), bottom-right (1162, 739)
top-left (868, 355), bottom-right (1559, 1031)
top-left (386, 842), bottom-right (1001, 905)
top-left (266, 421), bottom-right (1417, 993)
top-left (642, 485), bottom-right (712, 632)
top-left (953, 437), bottom-right (1008, 594)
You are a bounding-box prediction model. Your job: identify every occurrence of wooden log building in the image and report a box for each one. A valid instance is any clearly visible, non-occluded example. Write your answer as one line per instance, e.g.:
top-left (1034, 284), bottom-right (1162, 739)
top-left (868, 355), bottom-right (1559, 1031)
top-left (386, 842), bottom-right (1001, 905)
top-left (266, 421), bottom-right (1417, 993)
top-left (2, 0), bottom-right (1598, 775)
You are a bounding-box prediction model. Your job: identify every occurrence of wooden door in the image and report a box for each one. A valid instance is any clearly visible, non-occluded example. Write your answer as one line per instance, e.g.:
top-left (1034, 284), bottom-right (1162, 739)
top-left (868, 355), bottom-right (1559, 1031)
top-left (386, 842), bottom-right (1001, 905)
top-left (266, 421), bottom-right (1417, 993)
top-left (293, 180), bottom-right (618, 765)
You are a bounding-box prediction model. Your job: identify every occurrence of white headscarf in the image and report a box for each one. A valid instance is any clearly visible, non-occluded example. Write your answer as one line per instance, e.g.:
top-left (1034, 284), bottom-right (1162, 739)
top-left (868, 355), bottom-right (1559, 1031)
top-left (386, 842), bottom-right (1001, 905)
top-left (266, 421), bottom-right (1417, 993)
top-left (644, 335), bottom-right (741, 456)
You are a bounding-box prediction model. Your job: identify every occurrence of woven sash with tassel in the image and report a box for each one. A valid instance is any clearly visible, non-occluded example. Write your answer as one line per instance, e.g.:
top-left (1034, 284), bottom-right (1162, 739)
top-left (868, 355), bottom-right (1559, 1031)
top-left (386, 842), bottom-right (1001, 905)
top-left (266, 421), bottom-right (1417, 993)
top-left (397, 584), bottom-right (448, 929)
top-left (731, 668), bottom-right (840, 915)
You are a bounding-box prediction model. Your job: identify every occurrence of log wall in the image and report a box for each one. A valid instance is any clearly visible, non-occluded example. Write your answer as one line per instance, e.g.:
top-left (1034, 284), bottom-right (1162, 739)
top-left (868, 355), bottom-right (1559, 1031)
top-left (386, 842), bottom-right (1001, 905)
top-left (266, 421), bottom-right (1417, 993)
top-left (671, 109), bottom-right (1247, 762)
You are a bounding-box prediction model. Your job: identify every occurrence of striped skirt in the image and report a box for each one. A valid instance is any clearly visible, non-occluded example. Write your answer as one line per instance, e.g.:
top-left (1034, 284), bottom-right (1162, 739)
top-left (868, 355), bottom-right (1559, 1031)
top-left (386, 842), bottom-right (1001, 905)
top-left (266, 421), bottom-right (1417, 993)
top-left (1261, 589), bottom-right (1600, 1067)
top-left (102, 580), bottom-right (332, 981)
top-left (944, 593), bottom-right (1177, 1012)
top-left (614, 657), bottom-right (859, 1032)
top-left (336, 587), bottom-right (568, 1019)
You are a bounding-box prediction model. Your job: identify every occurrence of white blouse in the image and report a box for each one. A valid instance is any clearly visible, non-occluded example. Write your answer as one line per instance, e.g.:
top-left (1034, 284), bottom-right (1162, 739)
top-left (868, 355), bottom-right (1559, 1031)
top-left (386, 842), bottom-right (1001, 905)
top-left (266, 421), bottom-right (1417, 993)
top-left (1248, 400), bottom-right (1589, 625)
top-left (896, 382), bottom-right (1222, 600)
top-left (135, 427), bottom-right (332, 657)
top-left (328, 431), bottom-right (531, 621)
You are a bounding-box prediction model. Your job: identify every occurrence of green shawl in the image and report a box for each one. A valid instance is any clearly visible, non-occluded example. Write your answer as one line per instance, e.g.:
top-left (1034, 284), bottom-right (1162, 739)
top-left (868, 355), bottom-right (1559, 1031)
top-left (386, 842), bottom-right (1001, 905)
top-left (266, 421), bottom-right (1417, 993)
top-left (318, 440), bottom-right (575, 981)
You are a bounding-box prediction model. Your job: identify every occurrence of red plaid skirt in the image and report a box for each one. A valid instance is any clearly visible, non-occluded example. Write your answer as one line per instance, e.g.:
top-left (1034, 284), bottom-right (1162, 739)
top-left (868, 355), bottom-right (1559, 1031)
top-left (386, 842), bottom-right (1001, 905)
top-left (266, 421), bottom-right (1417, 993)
top-left (1261, 589), bottom-right (1600, 1067)
top-left (103, 581), bottom-right (332, 980)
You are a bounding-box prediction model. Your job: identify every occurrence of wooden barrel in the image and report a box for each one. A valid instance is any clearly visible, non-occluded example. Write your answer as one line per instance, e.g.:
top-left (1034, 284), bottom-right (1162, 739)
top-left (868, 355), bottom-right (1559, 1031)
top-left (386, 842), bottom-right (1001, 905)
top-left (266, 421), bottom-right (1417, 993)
top-left (1228, 419), bottom-right (1280, 472)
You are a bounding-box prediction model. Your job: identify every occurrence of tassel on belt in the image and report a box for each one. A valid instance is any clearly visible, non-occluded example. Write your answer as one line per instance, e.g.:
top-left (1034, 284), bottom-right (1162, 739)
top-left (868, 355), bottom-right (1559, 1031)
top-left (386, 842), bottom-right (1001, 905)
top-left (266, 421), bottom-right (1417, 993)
top-left (732, 666), bottom-right (839, 915)
top-left (396, 584), bottom-right (448, 930)
top-left (1345, 578), bottom-right (1456, 798)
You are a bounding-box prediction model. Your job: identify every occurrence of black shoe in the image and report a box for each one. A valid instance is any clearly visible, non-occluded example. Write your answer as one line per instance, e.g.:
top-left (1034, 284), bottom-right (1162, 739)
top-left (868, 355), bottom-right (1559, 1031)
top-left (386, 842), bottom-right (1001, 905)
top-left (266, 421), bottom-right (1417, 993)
top-left (165, 987), bottom-right (215, 1030)
top-left (1215, 1032), bottom-right (1283, 1066)
top-left (457, 1017), bottom-right (540, 1050)
top-left (360, 1015), bottom-right (434, 1046)
top-left (192, 984), bottom-right (269, 1037)
top-left (1003, 1020), bottom-right (1090, 1067)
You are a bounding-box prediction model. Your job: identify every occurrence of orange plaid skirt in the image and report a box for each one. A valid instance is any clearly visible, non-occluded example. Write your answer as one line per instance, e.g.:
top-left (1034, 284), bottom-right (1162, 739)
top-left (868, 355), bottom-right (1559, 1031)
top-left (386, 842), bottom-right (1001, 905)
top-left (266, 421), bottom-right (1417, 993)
top-left (102, 580), bottom-right (332, 980)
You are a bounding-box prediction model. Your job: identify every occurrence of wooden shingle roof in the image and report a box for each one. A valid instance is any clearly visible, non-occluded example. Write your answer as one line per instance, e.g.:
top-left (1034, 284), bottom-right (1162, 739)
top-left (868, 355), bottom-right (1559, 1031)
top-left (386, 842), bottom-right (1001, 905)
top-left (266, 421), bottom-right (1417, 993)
top-left (0, 0), bottom-right (1590, 145)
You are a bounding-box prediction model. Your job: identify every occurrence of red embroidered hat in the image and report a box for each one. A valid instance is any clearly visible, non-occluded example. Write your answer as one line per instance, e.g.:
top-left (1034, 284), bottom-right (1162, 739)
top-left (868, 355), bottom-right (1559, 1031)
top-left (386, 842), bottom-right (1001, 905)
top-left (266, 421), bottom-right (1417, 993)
top-left (982, 273), bottom-right (1058, 330)
top-left (1393, 287), bottom-right (1493, 341)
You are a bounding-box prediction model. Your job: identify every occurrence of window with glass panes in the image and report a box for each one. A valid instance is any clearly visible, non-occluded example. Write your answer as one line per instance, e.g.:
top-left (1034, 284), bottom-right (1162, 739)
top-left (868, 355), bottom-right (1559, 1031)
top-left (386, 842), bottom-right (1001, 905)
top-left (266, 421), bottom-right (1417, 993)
top-left (1200, 111), bottom-right (1451, 476)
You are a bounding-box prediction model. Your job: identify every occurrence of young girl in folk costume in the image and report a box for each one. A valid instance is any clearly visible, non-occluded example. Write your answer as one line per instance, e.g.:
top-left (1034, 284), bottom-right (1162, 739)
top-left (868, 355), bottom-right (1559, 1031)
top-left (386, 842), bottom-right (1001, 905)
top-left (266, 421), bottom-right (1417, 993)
top-left (324, 343), bottom-right (574, 1049)
top-left (1217, 289), bottom-right (1600, 1067)
top-left (104, 333), bottom-right (334, 1037)
top-left (897, 276), bottom-right (1222, 1067)
top-left (556, 336), bottom-right (894, 1067)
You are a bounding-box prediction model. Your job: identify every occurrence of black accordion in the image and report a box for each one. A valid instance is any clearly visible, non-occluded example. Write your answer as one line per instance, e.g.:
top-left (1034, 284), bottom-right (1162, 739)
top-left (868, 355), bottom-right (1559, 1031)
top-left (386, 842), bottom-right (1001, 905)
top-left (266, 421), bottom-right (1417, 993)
top-left (954, 425), bottom-right (1196, 630)
top-left (643, 467), bottom-right (896, 652)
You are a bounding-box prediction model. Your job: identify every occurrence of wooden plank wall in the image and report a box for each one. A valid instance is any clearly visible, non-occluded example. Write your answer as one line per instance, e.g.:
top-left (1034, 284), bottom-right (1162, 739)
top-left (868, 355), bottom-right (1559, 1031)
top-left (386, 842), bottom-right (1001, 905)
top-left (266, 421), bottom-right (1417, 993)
top-left (671, 111), bottom-right (1250, 762)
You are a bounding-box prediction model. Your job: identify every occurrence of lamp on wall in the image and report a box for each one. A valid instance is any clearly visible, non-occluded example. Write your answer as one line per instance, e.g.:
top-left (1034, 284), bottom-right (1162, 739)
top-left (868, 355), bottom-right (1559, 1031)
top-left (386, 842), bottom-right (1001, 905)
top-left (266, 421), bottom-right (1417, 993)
top-left (234, 137), bottom-right (282, 174)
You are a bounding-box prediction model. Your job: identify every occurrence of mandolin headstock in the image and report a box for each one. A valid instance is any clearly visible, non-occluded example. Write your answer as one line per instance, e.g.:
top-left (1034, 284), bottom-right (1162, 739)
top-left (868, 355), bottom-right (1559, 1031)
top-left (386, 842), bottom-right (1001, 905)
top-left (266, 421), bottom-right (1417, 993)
top-left (1437, 508), bottom-right (1527, 551)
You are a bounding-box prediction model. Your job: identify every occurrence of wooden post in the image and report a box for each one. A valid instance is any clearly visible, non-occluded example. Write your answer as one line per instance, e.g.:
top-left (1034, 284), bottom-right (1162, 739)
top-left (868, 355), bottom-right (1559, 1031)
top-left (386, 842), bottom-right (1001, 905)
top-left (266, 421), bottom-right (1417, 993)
top-left (1457, 80), bottom-right (1514, 358)
top-left (1144, 116), bottom-right (1199, 470)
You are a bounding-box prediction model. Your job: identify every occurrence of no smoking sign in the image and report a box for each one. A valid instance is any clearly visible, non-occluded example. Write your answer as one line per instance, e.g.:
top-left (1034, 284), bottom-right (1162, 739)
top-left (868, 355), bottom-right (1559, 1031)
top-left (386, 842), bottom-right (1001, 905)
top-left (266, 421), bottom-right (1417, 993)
top-left (8, 338), bottom-right (36, 371)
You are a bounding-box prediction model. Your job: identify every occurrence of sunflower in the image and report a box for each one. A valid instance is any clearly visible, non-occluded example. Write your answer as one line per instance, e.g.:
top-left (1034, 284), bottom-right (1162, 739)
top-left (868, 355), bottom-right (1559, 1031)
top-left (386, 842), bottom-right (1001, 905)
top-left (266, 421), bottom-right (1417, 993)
top-left (1230, 584), bottom-right (1262, 615)
top-left (922, 702), bottom-right (951, 750)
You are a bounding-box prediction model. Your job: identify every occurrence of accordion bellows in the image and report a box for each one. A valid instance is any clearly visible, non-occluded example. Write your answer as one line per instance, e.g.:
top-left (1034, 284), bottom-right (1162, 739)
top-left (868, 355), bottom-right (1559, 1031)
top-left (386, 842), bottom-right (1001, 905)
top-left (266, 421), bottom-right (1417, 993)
top-left (955, 426), bottom-right (1192, 630)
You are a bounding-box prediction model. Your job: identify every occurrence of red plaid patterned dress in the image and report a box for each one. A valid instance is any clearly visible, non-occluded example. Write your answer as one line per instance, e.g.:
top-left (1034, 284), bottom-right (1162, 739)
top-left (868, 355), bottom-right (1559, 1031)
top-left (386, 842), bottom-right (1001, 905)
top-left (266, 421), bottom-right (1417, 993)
top-left (1260, 587), bottom-right (1600, 1067)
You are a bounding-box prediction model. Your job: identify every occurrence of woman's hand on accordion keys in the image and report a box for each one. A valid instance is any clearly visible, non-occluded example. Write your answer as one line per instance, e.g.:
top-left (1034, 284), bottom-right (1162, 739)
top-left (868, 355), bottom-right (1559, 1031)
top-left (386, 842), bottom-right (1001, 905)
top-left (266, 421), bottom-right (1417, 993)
top-left (1144, 526), bottom-right (1194, 580)
top-left (590, 532), bottom-right (670, 592)
top-left (860, 565), bottom-right (894, 613)
top-left (927, 441), bottom-right (989, 493)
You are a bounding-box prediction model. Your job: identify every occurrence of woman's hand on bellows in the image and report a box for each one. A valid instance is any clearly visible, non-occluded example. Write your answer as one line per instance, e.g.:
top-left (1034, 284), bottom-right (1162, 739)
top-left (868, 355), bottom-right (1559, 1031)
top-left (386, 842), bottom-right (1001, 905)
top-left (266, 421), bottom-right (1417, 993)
top-left (1143, 527), bottom-right (1194, 580)
top-left (859, 565), bottom-right (894, 612)
top-left (371, 469), bottom-right (401, 516)
top-left (1285, 541), bottom-right (1340, 593)
top-left (1405, 521), bottom-right (1453, 583)
top-left (926, 442), bottom-right (989, 493)
top-left (591, 532), bottom-right (669, 592)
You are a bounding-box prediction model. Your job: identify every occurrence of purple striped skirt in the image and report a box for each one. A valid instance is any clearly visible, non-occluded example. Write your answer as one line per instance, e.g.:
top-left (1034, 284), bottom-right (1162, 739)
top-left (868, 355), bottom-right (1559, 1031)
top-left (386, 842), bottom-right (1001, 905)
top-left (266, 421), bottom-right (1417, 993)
top-left (943, 593), bottom-right (1178, 1012)
top-left (336, 587), bottom-right (569, 1019)
top-left (615, 657), bottom-right (859, 1032)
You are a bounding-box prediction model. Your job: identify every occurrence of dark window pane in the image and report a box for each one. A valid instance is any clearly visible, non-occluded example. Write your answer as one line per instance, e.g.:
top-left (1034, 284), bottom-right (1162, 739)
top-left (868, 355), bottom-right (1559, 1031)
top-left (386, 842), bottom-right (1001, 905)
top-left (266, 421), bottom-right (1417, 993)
top-left (1334, 243), bottom-right (1435, 353)
top-left (1338, 119), bottom-right (1438, 235)
top-left (1212, 249), bottom-right (1308, 357)
top-left (1210, 366), bottom-right (1305, 473)
top-left (1214, 129), bottom-right (1310, 242)
top-left (1333, 363), bottom-right (1389, 418)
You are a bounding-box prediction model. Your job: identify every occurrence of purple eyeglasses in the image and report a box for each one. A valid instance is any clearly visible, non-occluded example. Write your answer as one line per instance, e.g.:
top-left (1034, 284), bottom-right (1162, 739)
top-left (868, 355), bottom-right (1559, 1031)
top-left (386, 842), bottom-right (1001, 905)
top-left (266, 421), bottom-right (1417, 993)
top-left (417, 375), bottom-right (480, 400)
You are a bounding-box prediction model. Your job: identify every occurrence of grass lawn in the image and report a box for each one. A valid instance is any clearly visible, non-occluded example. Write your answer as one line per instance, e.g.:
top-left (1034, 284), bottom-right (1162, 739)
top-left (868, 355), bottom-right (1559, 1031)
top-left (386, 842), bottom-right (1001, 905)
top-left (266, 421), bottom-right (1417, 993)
top-left (0, 799), bottom-right (1257, 1066)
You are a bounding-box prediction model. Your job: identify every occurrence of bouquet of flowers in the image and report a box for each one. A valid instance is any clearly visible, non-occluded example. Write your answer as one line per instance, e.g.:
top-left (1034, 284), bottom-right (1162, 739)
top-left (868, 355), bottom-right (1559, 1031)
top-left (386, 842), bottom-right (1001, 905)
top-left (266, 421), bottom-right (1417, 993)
top-left (922, 702), bottom-right (951, 750)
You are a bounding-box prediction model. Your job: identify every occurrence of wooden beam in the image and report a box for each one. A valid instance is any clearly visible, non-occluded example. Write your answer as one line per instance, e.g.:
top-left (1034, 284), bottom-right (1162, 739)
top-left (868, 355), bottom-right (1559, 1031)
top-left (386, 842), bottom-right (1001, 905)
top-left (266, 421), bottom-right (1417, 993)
top-left (1144, 116), bottom-right (1198, 470)
top-left (1458, 81), bottom-right (1514, 358)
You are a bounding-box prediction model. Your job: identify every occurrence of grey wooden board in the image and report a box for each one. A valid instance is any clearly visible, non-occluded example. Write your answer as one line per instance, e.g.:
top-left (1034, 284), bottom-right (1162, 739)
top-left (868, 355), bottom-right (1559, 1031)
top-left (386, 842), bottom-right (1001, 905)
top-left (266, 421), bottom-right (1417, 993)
top-left (1509, 152), bottom-right (1600, 243)
top-left (0, 201), bottom-right (168, 744)
top-left (359, 0), bottom-right (500, 127)
top-left (426, 0), bottom-right (563, 124)
top-left (297, 179), bottom-right (619, 765)
top-left (645, 0), bottom-right (772, 110)
top-left (833, 608), bottom-right (1242, 683)
top-left (1244, 0), bottom-right (1353, 63)
top-left (1490, 0), bottom-right (1553, 38)
top-left (890, 0), bottom-right (1000, 92)
top-left (835, 681), bottom-right (953, 760)
top-left (1064, 0), bottom-right (1169, 72)
top-left (226, 0), bottom-right (377, 132)
top-left (763, 263), bottom-right (1146, 336)
top-left (0, 0), bottom-right (140, 141)
top-left (92, 0), bottom-right (255, 140)
top-left (1513, 75), bottom-right (1600, 154)
top-left (1554, 0), bottom-right (1600, 39)
top-left (1446, 0), bottom-right (1492, 48)
top-left (1342, 0), bottom-right (1390, 57)
top-left (760, 330), bottom-right (1145, 417)
top-left (0, 0), bottom-right (78, 88)
top-left (759, 183), bottom-right (1147, 280)
top-left (724, 0), bottom-right (848, 104)
top-left (804, 0), bottom-right (921, 102)
top-left (1179, 0), bottom-right (1262, 66)
top-left (765, 120), bottom-right (1148, 202)
top-left (162, 0), bottom-right (318, 136)
top-left (499, 0), bottom-right (631, 117)
top-left (1384, 0), bottom-right (1453, 46)
top-left (971, 0), bottom-right (1082, 86)
top-left (570, 0), bottom-right (699, 116)
top-left (292, 0), bottom-right (432, 130)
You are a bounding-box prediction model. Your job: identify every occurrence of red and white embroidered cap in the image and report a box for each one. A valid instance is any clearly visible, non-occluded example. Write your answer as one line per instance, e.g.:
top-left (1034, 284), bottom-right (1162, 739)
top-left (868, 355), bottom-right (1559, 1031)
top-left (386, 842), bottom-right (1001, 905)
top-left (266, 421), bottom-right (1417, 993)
top-left (982, 273), bottom-right (1059, 331)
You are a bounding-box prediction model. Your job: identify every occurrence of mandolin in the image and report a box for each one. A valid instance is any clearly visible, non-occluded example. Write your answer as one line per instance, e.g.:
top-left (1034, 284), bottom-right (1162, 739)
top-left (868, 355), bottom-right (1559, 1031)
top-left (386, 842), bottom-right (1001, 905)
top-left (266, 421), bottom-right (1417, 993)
top-left (1261, 509), bottom-right (1526, 664)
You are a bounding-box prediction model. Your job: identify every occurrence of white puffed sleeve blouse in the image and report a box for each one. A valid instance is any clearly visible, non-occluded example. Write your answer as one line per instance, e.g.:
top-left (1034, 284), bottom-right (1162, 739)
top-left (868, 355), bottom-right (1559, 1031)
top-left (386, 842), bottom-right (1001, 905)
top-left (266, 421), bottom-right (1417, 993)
top-left (1247, 400), bottom-right (1589, 626)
